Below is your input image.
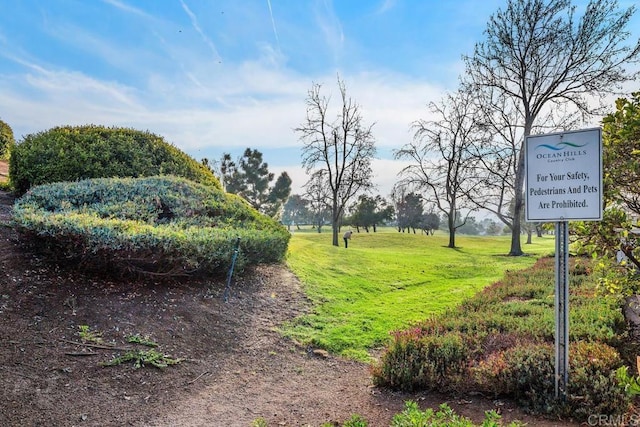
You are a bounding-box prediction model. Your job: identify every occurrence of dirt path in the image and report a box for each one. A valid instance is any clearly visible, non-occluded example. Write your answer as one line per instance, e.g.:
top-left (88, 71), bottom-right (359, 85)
top-left (0, 160), bottom-right (7, 181)
top-left (0, 188), bottom-right (577, 426)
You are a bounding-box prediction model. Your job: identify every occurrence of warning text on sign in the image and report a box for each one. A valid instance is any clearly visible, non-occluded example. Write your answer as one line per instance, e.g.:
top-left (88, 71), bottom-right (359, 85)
top-left (525, 128), bottom-right (602, 222)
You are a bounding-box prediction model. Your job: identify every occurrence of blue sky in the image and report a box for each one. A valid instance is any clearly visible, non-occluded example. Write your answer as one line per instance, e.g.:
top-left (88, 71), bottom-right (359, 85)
top-left (1, 0), bottom-right (638, 195)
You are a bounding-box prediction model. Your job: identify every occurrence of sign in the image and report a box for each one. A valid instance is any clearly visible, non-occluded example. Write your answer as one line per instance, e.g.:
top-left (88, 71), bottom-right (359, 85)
top-left (525, 128), bottom-right (603, 400)
top-left (525, 128), bottom-right (602, 222)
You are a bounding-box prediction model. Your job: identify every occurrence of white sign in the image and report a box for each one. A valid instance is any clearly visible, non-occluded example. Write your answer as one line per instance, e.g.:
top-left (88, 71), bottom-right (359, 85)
top-left (525, 128), bottom-right (602, 222)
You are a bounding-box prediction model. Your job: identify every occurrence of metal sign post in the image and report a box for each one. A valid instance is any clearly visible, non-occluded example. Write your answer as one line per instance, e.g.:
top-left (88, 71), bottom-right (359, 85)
top-left (525, 128), bottom-right (602, 401)
top-left (555, 221), bottom-right (570, 400)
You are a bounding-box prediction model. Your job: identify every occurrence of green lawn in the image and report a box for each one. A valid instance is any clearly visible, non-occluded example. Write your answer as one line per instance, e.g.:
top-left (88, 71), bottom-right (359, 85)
top-left (284, 227), bottom-right (556, 361)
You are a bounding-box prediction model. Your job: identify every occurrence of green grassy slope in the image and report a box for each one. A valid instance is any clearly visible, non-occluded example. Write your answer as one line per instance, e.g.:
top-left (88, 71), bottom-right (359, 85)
top-left (285, 228), bottom-right (555, 360)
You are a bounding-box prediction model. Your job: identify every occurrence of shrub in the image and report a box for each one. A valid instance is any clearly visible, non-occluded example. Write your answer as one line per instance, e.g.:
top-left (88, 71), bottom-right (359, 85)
top-left (472, 343), bottom-right (556, 413)
top-left (9, 124), bottom-right (221, 194)
top-left (342, 414), bottom-right (369, 427)
top-left (372, 330), bottom-right (468, 391)
top-left (0, 119), bottom-right (15, 160)
top-left (12, 175), bottom-right (289, 276)
top-left (471, 341), bottom-right (631, 419)
top-left (566, 341), bottom-right (630, 419)
top-left (374, 257), bottom-right (633, 421)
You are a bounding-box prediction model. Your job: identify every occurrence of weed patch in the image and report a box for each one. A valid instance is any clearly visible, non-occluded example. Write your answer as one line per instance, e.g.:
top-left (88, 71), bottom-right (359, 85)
top-left (390, 401), bottom-right (522, 427)
top-left (126, 334), bottom-right (158, 347)
top-left (101, 349), bottom-right (182, 369)
top-left (77, 325), bottom-right (103, 344)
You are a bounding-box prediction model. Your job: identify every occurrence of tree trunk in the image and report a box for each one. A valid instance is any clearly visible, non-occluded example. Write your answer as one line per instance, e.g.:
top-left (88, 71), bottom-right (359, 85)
top-left (509, 120), bottom-right (530, 256)
top-left (510, 200), bottom-right (524, 254)
top-left (331, 198), bottom-right (340, 246)
top-left (447, 212), bottom-right (456, 248)
top-left (526, 229), bottom-right (532, 244)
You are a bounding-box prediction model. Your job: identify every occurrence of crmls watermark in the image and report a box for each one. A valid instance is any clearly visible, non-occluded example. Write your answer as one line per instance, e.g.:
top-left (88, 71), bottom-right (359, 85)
top-left (587, 414), bottom-right (640, 426)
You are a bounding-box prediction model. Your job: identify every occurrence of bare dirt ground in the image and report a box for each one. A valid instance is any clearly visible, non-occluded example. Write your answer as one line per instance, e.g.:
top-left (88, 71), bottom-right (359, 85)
top-left (0, 162), bottom-right (578, 426)
top-left (0, 160), bottom-right (7, 181)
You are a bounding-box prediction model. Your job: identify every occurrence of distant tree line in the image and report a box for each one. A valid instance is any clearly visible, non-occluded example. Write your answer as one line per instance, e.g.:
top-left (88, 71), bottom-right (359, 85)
top-left (280, 188), bottom-right (507, 237)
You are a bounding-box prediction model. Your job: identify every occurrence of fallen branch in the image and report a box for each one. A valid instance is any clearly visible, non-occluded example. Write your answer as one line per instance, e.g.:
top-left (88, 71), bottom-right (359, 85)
top-left (188, 371), bottom-right (211, 384)
top-left (65, 352), bottom-right (98, 357)
top-left (60, 339), bottom-right (131, 352)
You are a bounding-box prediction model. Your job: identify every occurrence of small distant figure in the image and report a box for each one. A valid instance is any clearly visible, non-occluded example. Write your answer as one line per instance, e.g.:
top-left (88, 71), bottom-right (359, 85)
top-left (343, 230), bottom-right (353, 248)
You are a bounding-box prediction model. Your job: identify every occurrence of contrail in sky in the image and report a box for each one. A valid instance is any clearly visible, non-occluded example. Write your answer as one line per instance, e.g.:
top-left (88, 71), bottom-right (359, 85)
top-left (103, 0), bottom-right (153, 20)
top-left (180, 0), bottom-right (222, 61)
top-left (266, 0), bottom-right (281, 52)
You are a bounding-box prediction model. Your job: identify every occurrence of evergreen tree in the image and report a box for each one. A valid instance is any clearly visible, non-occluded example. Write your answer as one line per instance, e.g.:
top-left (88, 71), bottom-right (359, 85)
top-left (219, 148), bottom-right (291, 218)
top-left (0, 119), bottom-right (15, 159)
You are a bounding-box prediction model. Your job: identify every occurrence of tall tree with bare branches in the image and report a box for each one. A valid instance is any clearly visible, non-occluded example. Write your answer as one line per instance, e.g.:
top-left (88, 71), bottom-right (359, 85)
top-left (296, 77), bottom-right (377, 246)
top-left (395, 89), bottom-right (483, 248)
top-left (464, 0), bottom-right (640, 256)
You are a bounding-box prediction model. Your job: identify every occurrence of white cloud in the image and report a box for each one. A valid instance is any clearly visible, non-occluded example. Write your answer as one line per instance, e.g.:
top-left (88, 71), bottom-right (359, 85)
top-left (1, 55), bottom-right (444, 192)
top-left (306, 70), bottom-right (446, 150)
top-left (370, 157), bottom-right (412, 197)
top-left (375, 0), bottom-right (398, 15)
top-left (271, 157), bottom-right (412, 200)
top-left (314, 0), bottom-right (344, 63)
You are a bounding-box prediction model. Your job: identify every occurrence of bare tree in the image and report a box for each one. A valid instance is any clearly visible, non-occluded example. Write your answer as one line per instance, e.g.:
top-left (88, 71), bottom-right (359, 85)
top-left (395, 90), bottom-right (482, 248)
top-left (296, 76), bottom-right (377, 246)
top-left (303, 170), bottom-right (332, 233)
top-left (464, 0), bottom-right (640, 255)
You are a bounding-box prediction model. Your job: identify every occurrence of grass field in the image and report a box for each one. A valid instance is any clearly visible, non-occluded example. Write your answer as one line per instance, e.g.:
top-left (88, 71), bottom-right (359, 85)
top-left (284, 227), bottom-right (556, 361)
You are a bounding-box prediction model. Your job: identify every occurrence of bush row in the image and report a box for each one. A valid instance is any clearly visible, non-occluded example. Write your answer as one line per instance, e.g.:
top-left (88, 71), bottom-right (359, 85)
top-left (9, 125), bottom-right (221, 194)
top-left (371, 257), bottom-right (632, 421)
top-left (12, 175), bottom-right (290, 276)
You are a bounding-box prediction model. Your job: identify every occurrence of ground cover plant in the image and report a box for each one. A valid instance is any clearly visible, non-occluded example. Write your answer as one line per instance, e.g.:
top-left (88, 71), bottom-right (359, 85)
top-left (372, 256), bottom-right (634, 421)
top-left (389, 401), bottom-right (523, 427)
top-left (284, 228), bottom-right (555, 361)
top-left (253, 401), bottom-right (524, 426)
top-left (12, 175), bottom-right (290, 276)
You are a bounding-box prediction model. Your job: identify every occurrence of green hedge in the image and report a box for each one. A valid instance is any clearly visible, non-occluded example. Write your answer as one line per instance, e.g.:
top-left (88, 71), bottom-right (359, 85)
top-left (12, 175), bottom-right (289, 276)
top-left (9, 125), bottom-right (221, 194)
